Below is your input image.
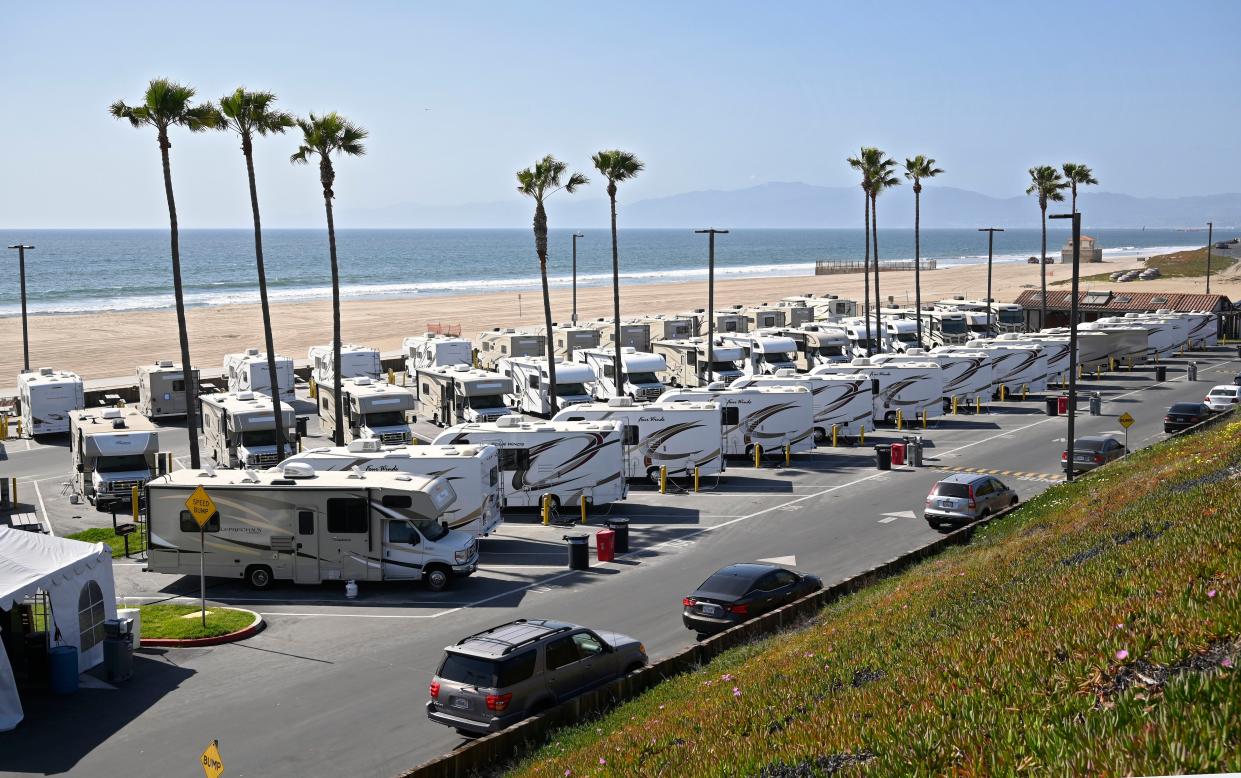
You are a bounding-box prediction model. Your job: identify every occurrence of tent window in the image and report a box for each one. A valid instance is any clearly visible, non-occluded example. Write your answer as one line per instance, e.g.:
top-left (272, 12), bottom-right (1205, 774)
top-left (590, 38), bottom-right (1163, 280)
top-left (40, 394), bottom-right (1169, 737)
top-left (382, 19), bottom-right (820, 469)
top-left (78, 580), bottom-right (106, 651)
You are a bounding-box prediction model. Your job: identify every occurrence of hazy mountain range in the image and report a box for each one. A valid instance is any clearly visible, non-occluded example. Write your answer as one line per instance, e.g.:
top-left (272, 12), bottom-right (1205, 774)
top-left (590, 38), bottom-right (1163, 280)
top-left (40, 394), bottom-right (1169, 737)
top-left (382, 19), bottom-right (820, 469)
top-left (331, 182), bottom-right (1241, 230)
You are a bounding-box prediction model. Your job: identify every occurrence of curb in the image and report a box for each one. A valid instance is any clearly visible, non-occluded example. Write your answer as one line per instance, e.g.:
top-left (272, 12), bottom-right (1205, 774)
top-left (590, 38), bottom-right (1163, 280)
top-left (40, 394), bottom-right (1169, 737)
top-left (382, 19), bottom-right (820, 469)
top-left (139, 608), bottom-right (265, 648)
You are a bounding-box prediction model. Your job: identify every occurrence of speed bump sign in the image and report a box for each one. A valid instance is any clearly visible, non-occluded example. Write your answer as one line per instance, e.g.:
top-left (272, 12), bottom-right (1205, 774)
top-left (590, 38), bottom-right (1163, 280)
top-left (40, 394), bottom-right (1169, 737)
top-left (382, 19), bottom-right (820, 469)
top-left (1118, 411), bottom-right (1135, 429)
top-left (200, 739), bottom-right (224, 778)
top-left (185, 485), bottom-right (217, 528)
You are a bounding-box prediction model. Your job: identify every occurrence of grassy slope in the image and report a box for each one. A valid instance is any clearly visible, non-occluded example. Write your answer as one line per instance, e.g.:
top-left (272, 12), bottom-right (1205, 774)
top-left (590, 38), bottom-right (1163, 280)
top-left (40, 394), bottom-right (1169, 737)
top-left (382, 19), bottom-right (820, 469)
top-left (66, 526), bottom-right (146, 558)
top-left (138, 604), bottom-right (254, 640)
top-left (1056, 245), bottom-right (1238, 285)
top-left (512, 418), bottom-right (1241, 777)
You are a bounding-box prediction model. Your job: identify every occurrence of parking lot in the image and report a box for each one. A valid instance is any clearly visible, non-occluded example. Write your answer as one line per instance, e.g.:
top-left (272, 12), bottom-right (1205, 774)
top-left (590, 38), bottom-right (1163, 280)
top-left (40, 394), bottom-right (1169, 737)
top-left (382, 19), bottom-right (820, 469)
top-left (1, 349), bottom-right (1237, 776)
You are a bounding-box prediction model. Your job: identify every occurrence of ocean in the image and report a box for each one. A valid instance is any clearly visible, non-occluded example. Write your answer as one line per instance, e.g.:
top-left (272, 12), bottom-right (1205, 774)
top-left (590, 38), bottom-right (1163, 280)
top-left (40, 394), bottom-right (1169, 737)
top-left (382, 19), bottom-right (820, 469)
top-left (0, 228), bottom-right (1203, 317)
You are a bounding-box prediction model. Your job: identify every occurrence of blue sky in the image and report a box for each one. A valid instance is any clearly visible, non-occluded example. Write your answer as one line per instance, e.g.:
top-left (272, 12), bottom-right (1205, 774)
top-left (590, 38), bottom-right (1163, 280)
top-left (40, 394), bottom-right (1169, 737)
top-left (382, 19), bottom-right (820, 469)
top-left (1, 0), bottom-right (1237, 227)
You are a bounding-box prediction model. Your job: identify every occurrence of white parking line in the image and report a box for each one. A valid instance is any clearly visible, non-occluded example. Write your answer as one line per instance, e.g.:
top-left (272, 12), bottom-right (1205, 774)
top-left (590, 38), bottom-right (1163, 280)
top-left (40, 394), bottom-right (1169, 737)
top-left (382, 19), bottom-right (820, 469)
top-left (33, 480), bottom-right (52, 536)
top-left (258, 611), bottom-right (454, 619)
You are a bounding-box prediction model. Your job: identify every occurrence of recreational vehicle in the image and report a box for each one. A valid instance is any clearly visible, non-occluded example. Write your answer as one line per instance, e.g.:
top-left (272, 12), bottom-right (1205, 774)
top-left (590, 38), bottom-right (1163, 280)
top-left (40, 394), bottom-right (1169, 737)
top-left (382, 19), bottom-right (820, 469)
top-left (937, 299), bottom-right (1025, 334)
top-left (652, 338), bottom-right (745, 387)
top-left (729, 371), bottom-right (873, 443)
top-left (432, 417), bottom-right (628, 509)
top-left (69, 407), bottom-right (160, 504)
top-left (200, 391), bottom-right (298, 469)
top-left (881, 318), bottom-right (922, 353)
top-left (630, 315), bottom-right (695, 341)
top-left (1105, 315), bottom-right (1180, 359)
top-left (1029, 329), bottom-right (1114, 372)
top-left (811, 357), bottom-right (944, 424)
top-left (549, 325), bottom-right (601, 360)
top-left (223, 348), bottom-right (295, 402)
top-left (742, 305), bottom-right (788, 330)
top-left (839, 320), bottom-right (886, 358)
top-left (781, 294), bottom-right (857, 321)
top-left (417, 364), bottom-right (513, 426)
top-left (1077, 322), bottom-right (1150, 366)
top-left (911, 309), bottom-right (971, 348)
top-left (776, 325), bottom-right (851, 371)
top-left (718, 333), bottom-right (799, 375)
top-left (145, 467), bottom-right (476, 592)
top-left (553, 397), bottom-right (724, 481)
top-left (576, 347), bottom-right (668, 401)
top-left (588, 320), bottom-right (652, 351)
top-left (874, 349), bottom-right (993, 406)
top-left (476, 329), bottom-right (545, 371)
top-left (317, 376), bottom-right (416, 444)
top-left (770, 300), bottom-right (814, 326)
top-left (278, 439), bottom-right (504, 537)
top-left (1178, 311), bottom-right (1218, 348)
top-left (18, 367), bottom-right (84, 437)
top-left (498, 356), bottom-right (596, 416)
top-left (403, 333), bottom-right (473, 374)
top-left (679, 309), bottom-right (750, 336)
top-left (656, 385), bottom-right (814, 457)
top-left (309, 343), bottom-right (382, 385)
top-left (136, 361), bottom-right (200, 419)
top-left (963, 340), bottom-right (1050, 395)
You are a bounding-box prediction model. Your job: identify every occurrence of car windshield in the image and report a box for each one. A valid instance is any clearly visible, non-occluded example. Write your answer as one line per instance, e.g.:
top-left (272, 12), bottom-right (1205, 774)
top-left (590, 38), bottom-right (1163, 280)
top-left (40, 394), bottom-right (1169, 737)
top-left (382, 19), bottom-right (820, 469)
top-left (627, 372), bottom-right (660, 385)
top-left (468, 394), bottom-right (506, 409)
top-left (762, 353), bottom-right (796, 364)
top-left (941, 318), bottom-right (968, 334)
top-left (998, 309), bottom-right (1024, 324)
top-left (240, 429), bottom-right (277, 447)
top-left (437, 654), bottom-right (500, 687)
top-left (932, 482), bottom-right (970, 498)
top-left (557, 382), bottom-right (590, 397)
top-left (1169, 403), bottom-right (1203, 413)
top-left (365, 411), bottom-right (406, 427)
top-left (96, 454), bottom-right (149, 473)
top-left (1074, 439), bottom-right (1106, 451)
top-left (696, 572), bottom-right (756, 598)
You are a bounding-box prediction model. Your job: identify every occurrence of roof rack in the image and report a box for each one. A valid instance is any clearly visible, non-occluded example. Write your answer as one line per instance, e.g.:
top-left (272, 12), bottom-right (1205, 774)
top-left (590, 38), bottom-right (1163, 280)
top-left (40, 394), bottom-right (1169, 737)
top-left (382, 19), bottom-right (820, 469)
top-left (455, 618), bottom-right (572, 655)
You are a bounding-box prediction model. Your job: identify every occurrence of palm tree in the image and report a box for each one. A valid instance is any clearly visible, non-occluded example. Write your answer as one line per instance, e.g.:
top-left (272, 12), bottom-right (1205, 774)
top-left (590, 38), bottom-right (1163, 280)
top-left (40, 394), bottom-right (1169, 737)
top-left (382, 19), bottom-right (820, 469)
top-left (592, 150), bottom-right (644, 397)
top-left (1061, 162), bottom-right (1098, 214)
top-left (291, 112), bottom-right (367, 446)
top-left (517, 155), bottom-right (589, 413)
top-left (903, 155), bottom-right (944, 345)
top-left (110, 79), bottom-right (219, 469)
top-left (218, 89), bottom-right (295, 461)
top-left (847, 149), bottom-right (875, 355)
top-left (868, 151), bottom-right (901, 344)
top-left (1026, 165), bottom-right (1069, 328)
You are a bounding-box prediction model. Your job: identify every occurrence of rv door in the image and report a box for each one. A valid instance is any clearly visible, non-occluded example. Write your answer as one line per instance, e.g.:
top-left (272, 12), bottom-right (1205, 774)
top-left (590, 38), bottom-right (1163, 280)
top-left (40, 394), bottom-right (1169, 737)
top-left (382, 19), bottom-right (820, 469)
top-left (293, 508), bottom-right (321, 584)
top-left (320, 495), bottom-right (377, 581)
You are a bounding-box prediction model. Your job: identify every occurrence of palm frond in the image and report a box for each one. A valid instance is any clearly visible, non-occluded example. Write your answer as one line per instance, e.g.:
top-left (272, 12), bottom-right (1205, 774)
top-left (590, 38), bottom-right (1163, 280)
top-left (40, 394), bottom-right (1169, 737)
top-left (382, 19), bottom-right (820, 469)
top-left (592, 149), bottom-right (645, 183)
top-left (1062, 162), bottom-right (1099, 187)
top-left (1026, 165), bottom-right (1069, 198)
top-left (903, 154), bottom-right (944, 181)
top-left (516, 155), bottom-right (588, 200)
top-left (290, 112), bottom-right (368, 163)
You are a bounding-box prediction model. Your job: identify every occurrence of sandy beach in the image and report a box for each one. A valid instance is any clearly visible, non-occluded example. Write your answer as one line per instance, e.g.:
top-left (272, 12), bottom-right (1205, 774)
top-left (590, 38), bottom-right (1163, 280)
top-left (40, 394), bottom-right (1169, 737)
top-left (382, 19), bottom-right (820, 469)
top-left (2, 254), bottom-right (1236, 383)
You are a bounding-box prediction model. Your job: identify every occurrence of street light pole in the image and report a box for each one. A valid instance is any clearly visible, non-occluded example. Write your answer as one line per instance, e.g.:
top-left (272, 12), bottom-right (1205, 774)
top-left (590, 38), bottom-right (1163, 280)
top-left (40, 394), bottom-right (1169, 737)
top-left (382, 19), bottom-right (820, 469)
top-left (977, 229), bottom-right (1004, 337)
top-left (1050, 211), bottom-right (1081, 482)
top-left (695, 229), bottom-right (729, 383)
top-left (571, 232), bottom-right (584, 324)
top-left (1205, 222), bottom-right (1213, 295)
top-left (7, 243), bottom-right (34, 372)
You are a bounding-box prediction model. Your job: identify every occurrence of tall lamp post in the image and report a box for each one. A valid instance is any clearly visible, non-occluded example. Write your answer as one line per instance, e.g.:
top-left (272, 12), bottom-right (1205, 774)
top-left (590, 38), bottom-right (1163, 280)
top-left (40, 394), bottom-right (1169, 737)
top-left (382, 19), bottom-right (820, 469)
top-left (571, 232), bottom-right (584, 324)
top-left (978, 228), bottom-right (1004, 336)
top-left (695, 229), bottom-right (728, 382)
top-left (1050, 212), bottom-right (1081, 482)
top-left (6, 246), bottom-right (34, 374)
top-left (1205, 222), bottom-right (1214, 294)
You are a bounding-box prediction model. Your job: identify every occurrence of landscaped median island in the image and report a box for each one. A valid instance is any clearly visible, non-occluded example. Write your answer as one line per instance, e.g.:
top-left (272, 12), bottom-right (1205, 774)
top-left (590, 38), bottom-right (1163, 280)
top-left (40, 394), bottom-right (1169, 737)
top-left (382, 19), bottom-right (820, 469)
top-left (137, 604), bottom-right (256, 642)
top-left (510, 418), bottom-right (1241, 777)
top-left (65, 526), bottom-right (146, 559)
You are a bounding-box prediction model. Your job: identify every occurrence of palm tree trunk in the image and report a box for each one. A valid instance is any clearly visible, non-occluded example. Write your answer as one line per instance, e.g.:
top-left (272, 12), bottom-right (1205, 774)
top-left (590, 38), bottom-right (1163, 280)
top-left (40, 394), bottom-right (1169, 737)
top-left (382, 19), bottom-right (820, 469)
top-left (1039, 203), bottom-right (1048, 330)
top-left (158, 129), bottom-right (201, 469)
top-left (872, 193), bottom-right (881, 350)
top-left (913, 185), bottom-right (922, 346)
top-left (862, 194), bottom-right (871, 356)
top-left (609, 184), bottom-right (623, 398)
top-left (323, 177), bottom-right (344, 446)
top-left (242, 136), bottom-right (286, 461)
top-left (534, 200), bottom-right (557, 414)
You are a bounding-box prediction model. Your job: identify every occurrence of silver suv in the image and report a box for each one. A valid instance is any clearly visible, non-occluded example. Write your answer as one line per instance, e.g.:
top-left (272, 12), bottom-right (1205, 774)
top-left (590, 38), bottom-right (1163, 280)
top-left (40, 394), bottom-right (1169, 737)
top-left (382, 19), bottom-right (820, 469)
top-left (924, 473), bottom-right (1018, 528)
top-left (426, 619), bottom-right (647, 735)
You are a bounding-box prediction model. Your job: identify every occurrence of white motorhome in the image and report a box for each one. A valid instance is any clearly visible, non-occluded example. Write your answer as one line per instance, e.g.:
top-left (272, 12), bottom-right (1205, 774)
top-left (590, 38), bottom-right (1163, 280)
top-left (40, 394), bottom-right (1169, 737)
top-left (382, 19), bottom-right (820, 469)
top-left (18, 367), bottom-right (84, 437)
top-left (839, 316), bottom-right (888, 356)
top-left (476, 329), bottom-right (545, 371)
top-left (69, 407), bottom-right (160, 504)
top-left (877, 348), bottom-right (993, 405)
top-left (278, 439), bottom-right (504, 537)
top-left (145, 467), bottom-right (476, 592)
top-left (776, 325), bottom-right (852, 371)
top-left (718, 333), bottom-right (799, 376)
top-left (656, 385), bottom-right (814, 457)
top-left (498, 357), bottom-right (596, 416)
top-left (679, 309), bottom-right (750, 336)
top-left (651, 338), bottom-right (745, 387)
top-left (781, 294), bottom-right (857, 321)
top-left (317, 376), bottom-right (416, 444)
top-left (1177, 311), bottom-right (1218, 348)
top-left (553, 397), bottom-right (724, 481)
top-left (1030, 329), bottom-right (1114, 371)
top-left (937, 299), bottom-right (1025, 334)
top-left (729, 371), bottom-right (873, 444)
top-left (742, 306), bottom-right (788, 330)
top-left (136, 360), bottom-right (200, 419)
top-left (1107, 315), bottom-right (1180, 359)
top-left (577, 347), bottom-right (668, 401)
top-left (1077, 322), bottom-right (1149, 366)
top-left (432, 417), bottom-right (628, 509)
top-left (403, 333), bottom-right (473, 375)
top-left (882, 318), bottom-right (922, 353)
top-left (911, 309), bottom-right (971, 348)
top-left (548, 325), bottom-right (601, 360)
top-left (223, 348), bottom-right (295, 402)
top-left (1134, 313), bottom-right (1190, 353)
top-left (416, 364), bottom-right (513, 426)
top-left (587, 319), bottom-right (652, 352)
top-left (631, 315), bottom-right (695, 342)
top-left (812, 357), bottom-right (944, 424)
top-left (200, 391), bottom-right (298, 469)
top-left (308, 343), bottom-right (382, 385)
top-left (964, 339), bottom-right (1049, 394)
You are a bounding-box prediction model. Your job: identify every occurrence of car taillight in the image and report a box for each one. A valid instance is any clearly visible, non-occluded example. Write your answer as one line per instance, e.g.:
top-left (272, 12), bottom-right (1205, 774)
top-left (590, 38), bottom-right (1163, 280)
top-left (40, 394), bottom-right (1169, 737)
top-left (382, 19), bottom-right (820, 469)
top-left (1061, 451), bottom-right (1068, 461)
top-left (682, 597), bottom-right (696, 607)
top-left (429, 682), bottom-right (440, 699)
top-left (486, 693), bottom-right (513, 712)
top-left (967, 485), bottom-right (976, 510)
top-left (1163, 416), bottom-right (1170, 422)
top-left (727, 604), bottom-right (748, 616)
top-left (1094, 453), bottom-right (1103, 463)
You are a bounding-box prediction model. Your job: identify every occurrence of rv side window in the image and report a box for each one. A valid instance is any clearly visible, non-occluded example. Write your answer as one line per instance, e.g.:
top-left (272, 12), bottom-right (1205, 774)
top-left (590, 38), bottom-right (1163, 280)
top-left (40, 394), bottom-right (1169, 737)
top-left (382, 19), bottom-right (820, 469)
top-left (721, 407), bottom-right (740, 425)
top-left (489, 466), bottom-right (500, 487)
top-left (326, 498), bottom-right (368, 534)
top-left (622, 424), bottom-right (639, 445)
top-left (382, 495), bottom-right (413, 509)
top-left (320, 395), bottom-right (329, 411)
top-left (179, 510), bottom-right (219, 533)
top-left (528, 375), bottom-right (540, 389)
top-left (603, 365), bottom-right (615, 379)
top-left (422, 383), bottom-right (430, 395)
top-left (298, 510), bottom-right (314, 535)
top-left (498, 448), bottom-right (531, 470)
top-left (387, 520), bottom-right (420, 545)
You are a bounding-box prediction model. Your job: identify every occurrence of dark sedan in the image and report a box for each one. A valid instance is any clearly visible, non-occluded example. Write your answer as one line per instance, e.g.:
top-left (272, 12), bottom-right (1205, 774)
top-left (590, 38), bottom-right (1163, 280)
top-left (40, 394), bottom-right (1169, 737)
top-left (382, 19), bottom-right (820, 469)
top-left (1061, 435), bottom-right (1126, 474)
top-left (1164, 402), bottom-right (1211, 433)
top-left (682, 563), bottom-right (822, 638)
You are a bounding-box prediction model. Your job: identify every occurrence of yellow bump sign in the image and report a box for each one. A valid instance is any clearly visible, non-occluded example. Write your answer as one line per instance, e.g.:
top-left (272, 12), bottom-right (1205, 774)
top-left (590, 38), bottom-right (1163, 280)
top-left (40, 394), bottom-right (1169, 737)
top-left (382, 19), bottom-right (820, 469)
top-left (1117, 411), bottom-right (1135, 429)
top-left (200, 739), bottom-right (224, 778)
top-left (185, 485), bottom-right (217, 528)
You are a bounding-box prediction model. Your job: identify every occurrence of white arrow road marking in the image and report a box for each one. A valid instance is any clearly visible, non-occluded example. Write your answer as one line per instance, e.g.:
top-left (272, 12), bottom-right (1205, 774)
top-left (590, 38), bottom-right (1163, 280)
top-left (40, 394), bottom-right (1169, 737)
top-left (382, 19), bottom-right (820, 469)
top-left (756, 556), bottom-right (797, 566)
top-left (879, 510), bottom-right (917, 524)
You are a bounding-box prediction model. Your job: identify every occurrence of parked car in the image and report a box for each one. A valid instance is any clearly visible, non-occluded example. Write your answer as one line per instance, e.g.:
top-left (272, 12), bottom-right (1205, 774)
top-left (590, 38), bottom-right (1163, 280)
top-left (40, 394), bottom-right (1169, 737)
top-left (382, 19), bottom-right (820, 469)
top-left (426, 619), bottom-right (647, 736)
top-left (923, 473), bottom-right (1018, 529)
top-left (1164, 402), bottom-right (1212, 433)
top-left (1203, 384), bottom-right (1240, 413)
top-left (1061, 435), bottom-right (1127, 473)
top-left (682, 563), bottom-right (822, 638)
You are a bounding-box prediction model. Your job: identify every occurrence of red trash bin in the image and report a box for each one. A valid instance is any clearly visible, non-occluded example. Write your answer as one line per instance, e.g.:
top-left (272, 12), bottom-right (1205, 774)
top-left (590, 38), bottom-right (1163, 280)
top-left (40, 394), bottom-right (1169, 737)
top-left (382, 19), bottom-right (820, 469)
top-left (890, 442), bottom-right (906, 466)
top-left (595, 529), bottom-right (615, 563)
top-left (1057, 395), bottom-right (1069, 414)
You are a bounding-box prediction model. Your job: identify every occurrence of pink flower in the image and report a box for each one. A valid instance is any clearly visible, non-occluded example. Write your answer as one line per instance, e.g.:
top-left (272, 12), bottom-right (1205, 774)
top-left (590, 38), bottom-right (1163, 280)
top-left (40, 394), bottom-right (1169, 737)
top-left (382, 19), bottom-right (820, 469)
top-left (1115, 649), bottom-right (1129, 661)
top-left (599, 757), bottom-right (606, 766)
top-left (804, 652), bottom-right (814, 658)
top-left (721, 673), bottom-right (734, 682)
top-left (1222, 658), bottom-right (1234, 668)
top-left (733, 686), bottom-right (741, 698)
top-left (564, 771), bottom-right (572, 777)
top-left (1116, 623), bottom-right (1124, 629)
top-left (1208, 589), bottom-right (1217, 598)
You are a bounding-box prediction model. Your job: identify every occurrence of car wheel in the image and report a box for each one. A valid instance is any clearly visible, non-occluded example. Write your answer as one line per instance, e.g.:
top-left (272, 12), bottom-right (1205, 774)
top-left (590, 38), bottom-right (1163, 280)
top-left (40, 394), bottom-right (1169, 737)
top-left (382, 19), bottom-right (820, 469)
top-left (980, 509), bottom-right (992, 519)
top-left (624, 661), bottom-right (646, 674)
top-left (423, 564), bottom-right (451, 592)
top-left (455, 728), bottom-right (480, 738)
top-left (1010, 496), bottom-right (1019, 507)
top-left (245, 565), bottom-right (273, 591)
top-left (927, 520), bottom-right (941, 530)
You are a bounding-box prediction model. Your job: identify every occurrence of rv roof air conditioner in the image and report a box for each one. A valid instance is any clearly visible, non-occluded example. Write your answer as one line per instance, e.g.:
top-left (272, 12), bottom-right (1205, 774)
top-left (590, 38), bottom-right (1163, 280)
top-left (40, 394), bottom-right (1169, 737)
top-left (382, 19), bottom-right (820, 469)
top-left (607, 397), bottom-right (634, 407)
top-left (353, 376), bottom-right (373, 386)
top-left (706, 381), bottom-right (725, 390)
top-left (102, 408), bottom-right (122, 419)
top-left (236, 390), bottom-right (255, 401)
top-left (40, 367), bottom-right (53, 376)
top-left (348, 438), bottom-right (384, 453)
top-left (774, 368), bottom-right (797, 378)
top-left (496, 415), bottom-right (523, 428)
top-left (850, 357), bottom-right (872, 367)
top-left (245, 348), bottom-right (260, 356)
top-left (158, 360), bottom-right (174, 368)
top-left (906, 348), bottom-right (926, 355)
top-left (281, 462), bottom-right (317, 479)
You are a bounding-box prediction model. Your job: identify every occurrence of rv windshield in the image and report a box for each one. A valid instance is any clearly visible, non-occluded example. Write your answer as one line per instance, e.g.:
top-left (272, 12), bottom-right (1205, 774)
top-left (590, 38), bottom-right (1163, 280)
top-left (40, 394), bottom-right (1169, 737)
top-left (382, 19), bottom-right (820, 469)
top-left (467, 394), bottom-right (506, 410)
top-left (762, 352), bottom-right (796, 365)
top-left (816, 345), bottom-right (847, 358)
top-left (557, 383), bottom-right (590, 397)
top-left (96, 454), bottom-right (149, 473)
top-left (240, 429), bottom-right (278, 447)
top-left (709, 360), bottom-right (740, 373)
top-left (627, 372), bottom-right (660, 385)
top-left (998, 309), bottom-right (1024, 324)
top-left (390, 516), bottom-right (449, 542)
top-left (896, 332), bottom-right (919, 343)
top-left (364, 411), bottom-right (406, 428)
top-left (941, 318), bottom-right (968, 335)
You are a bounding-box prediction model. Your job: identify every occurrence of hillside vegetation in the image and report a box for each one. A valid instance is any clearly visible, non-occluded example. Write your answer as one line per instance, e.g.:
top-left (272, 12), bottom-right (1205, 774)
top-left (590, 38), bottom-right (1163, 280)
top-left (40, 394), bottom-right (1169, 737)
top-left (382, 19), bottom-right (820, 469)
top-left (511, 417), bottom-right (1241, 777)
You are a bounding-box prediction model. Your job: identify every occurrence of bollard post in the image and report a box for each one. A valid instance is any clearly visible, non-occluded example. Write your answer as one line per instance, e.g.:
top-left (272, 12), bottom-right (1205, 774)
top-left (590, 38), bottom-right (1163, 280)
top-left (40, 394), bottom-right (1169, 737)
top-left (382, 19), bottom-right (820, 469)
top-left (896, 410), bottom-right (903, 430)
top-left (0, 416), bottom-right (6, 439)
top-left (1096, 365), bottom-right (1102, 379)
top-left (694, 466), bottom-right (700, 492)
top-left (580, 495), bottom-right (588, 525)
top-left (921, 409), bottom-right (927, 429)
top-left (784, 444), bottom-right (790, 467)
top-left (952, 396), bottom-right (958, 416)
top-left (14, 419), bottom-right (20, 438)
top-left (387, 368), bottom-right (395, 385)
top-left (1127, 356), bottom-right (1132, 371)
top-left (1109, 357), bottom-right (1116, 372)
top-left (859, 427), bottom-right (865, 445)
top-left (1022, 384), bottom-right (1028, 401)
top-left (831, 425), bottom-right (838, 447)
top-left (753, 444), bottom-right (762, 468)
top-left (10, 477), bottom-right (15, 506)
top-left (309, 377), bottom-right (317, 399)
top-left (999, 384), bottom-right (1006, 402)
top-left (975, 396), bottom-right (982, 414)
top-left (1078, 364), bottom-right (1083, 379)
top-left (541, 494), bottom-right (550, 526)
top-left (659, 466), bottom-right (667, 495)
top-left (131, 486), bottom-right (139, 522)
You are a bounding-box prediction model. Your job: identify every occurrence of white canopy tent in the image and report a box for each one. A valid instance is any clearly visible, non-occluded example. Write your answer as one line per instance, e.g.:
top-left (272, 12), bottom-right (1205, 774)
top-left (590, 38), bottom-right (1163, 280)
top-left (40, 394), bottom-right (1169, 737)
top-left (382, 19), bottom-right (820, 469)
top-left (0, 527), bottom-right (117, 732)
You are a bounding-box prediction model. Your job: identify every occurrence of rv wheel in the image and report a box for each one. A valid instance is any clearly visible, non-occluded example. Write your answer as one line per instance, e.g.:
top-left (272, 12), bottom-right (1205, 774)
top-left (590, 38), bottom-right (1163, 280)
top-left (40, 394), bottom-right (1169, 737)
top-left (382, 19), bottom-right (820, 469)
top-left (423, 564), bottom-right (451, 593)
top-left (884, 412), bottom-right (897, 424)
top-left (647, 467), bottom-right (662, 485)
top-left (245, 565), bottom-right (273, 591)
top-left (813, 427), bottom-right (828, 445)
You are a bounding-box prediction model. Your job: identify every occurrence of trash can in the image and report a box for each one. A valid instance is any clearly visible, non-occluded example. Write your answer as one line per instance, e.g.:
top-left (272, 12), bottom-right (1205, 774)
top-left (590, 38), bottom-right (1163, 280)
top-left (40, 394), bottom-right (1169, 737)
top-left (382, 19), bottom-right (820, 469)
top-left (1045, 397), bottom-right (1059, 416)
top-left (1057, 395), bottom-right (1069, 415)
top-left (563, 534), bottom-right (589, 570)
top-left (49, 645), bottom-right (78, 695)
top-left (1089, 392), bottom-right (1102, 416)
top-left (1155, 365), bottom-right (1167, 382)
top-left (890, 442), bottom-right (906, 466)
top-left (904, 435), bottom-right (924, 467)
top-left (1187, 361), bottom-right (1198, 381)
top-left (595, 529), bottom-right (615, 563)
top-left (605, 518), bottom-right (630, 554)
top-left (874, 444), bottom-right (892, 471)
top-left (103, 636), bottom-right (133, 683)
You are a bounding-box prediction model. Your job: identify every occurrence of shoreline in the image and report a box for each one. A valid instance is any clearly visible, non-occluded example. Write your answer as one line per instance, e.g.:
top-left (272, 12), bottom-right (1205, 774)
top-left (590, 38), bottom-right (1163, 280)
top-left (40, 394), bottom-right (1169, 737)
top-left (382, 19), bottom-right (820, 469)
top-left (3, 255), bottom-right (1235, 383)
